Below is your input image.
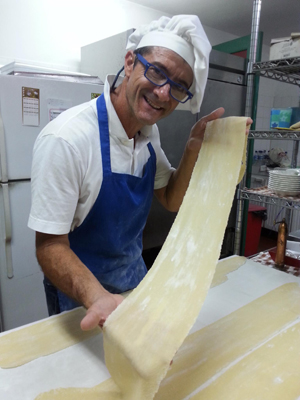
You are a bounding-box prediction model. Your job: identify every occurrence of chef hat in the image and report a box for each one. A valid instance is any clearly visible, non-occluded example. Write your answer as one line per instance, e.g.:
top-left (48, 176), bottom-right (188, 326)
top-left (126, 15), bottom-right (211, 114)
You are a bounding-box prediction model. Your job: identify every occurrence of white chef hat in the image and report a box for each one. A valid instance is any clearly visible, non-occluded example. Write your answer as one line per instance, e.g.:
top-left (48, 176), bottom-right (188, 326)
top-left (126, 15), bottom-right (211, 114)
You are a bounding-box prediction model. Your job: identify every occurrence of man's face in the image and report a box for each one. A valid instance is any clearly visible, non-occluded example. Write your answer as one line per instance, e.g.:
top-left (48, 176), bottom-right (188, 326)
top-left (124, 47), bottom-right (194, 126)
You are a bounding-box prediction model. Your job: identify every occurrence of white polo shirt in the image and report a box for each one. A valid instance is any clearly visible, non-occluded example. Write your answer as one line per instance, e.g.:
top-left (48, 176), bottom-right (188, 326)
top-left (28, 75), bottom-right (175, 235)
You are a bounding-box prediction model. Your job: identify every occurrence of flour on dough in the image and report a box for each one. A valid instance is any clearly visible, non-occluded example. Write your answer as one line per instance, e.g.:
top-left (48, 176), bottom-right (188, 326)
top-left (102, 117), bottom-right (248, 400)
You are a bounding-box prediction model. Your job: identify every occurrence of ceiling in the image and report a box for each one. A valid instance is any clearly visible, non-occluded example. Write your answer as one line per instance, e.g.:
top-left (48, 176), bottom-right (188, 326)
top-left (127, 0), bottom-right (300, 45)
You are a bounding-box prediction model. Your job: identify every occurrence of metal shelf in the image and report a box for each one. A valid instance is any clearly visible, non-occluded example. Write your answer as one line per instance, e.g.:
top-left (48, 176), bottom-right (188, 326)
top-left (251, 57), bottom-right (300, 86)
top-left (248, 130), bottom-right (300, 140)
top-left (240, 188), bottom-right (300, 210)
top-left (234, 2), bottom-right (300, 255)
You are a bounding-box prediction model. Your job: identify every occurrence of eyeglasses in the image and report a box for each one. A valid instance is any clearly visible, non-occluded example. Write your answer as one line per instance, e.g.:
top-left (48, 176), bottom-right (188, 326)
top-left (136, 54), bottom-right (193, 104)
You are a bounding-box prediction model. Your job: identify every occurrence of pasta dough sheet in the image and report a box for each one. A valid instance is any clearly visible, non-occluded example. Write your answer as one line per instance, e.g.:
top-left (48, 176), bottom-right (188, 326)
top-left (36, 283), bottom-right (300, 400)
top-left (103, 117), bottom-right (248, 399)
top-left (192, 323), bottom-right (300, 399)
top-left (210, 256), bottom-right (246, 288)
top-left (0, 256), bottom-right (245, 370)
top-left (0, 308), bottom-right (100, 368)
top-left (154, 282), bottom-right (300, 399)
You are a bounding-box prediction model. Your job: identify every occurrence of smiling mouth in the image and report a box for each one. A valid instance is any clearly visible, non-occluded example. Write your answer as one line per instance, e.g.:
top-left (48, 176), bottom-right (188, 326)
top-left (144, 96), bottom-right (163, 111)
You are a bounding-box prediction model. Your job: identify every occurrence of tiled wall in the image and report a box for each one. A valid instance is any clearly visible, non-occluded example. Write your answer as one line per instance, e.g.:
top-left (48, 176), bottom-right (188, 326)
top-left (254, 78), bottom-right (300, 165)
top-left (251, 47), bottom-right (300, 233)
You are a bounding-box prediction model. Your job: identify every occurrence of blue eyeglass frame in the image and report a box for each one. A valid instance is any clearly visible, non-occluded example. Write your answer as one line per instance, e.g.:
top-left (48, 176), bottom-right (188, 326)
top-left (136, 53), bottom-right (193, 104)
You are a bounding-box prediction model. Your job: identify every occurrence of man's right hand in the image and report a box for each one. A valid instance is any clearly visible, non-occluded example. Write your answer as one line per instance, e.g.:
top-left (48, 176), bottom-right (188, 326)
top-left (80, 293), bottom-right (124, 331)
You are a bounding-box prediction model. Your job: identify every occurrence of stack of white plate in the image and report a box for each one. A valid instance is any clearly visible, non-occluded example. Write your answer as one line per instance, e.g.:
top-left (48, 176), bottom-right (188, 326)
top-left (268, 168), bottom-right (300, 196)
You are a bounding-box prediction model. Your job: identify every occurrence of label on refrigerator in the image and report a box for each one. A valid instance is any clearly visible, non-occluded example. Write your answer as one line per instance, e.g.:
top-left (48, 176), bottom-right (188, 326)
top-left (47, 98), bottom-right (72, 122)
top-left (22, 87), bottom-right (40, 126)
top-left (91, 93), bottom-right (101, 99)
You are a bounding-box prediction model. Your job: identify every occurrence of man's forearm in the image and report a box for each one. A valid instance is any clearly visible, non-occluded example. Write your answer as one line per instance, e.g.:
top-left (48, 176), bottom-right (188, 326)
top-left (36, 233), bottom-right (109, 309)
top-left (160, 145), bottom-right (199, 212)
top-left (155, 108), bottom-right (226, 213)
top-left (36, 232), bottom-right (124, 330)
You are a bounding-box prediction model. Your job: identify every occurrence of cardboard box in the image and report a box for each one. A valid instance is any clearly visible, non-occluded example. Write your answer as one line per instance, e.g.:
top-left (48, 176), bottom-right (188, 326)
top-left (269, 33), bottom-right (300, 60)
top-left (270, 108), bottom-right (292, 128)
top-left (270, 107), bottom-right (300, 129)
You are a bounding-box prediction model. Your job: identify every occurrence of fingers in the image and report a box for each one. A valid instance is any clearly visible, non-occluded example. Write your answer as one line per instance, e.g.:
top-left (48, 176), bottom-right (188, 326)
top-left (188, 108), bottom-right (225, 153)
top-left (201, 107), bottom-right (225, 125)
top-left (246, 117), bottom-right (253, 135)
top-left (194, 107), bottom-right (225, 133)
top-left (80, 309), bottom-right (103, 331)
top-left (80, 293), bottom-right (124, 331)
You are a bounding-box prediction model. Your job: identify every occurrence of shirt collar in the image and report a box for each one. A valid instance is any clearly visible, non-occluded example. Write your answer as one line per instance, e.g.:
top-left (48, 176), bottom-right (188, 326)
top-left (104, 75), bottom-right (151, 142)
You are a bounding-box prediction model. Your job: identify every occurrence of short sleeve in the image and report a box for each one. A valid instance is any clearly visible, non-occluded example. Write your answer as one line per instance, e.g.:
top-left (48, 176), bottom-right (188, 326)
top-left (28, 134), bottom-right (84, 234)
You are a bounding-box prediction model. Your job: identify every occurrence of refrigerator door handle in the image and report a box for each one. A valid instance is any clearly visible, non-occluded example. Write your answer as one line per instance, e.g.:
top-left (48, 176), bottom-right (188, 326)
top-left (0, 111), bottom-right (8, 183)
top-left (2, 183), bottom-right (14, 278)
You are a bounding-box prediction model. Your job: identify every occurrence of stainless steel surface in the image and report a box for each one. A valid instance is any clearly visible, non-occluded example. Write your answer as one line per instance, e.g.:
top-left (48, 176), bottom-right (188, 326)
top-left (291, 141), bottom-right (299, 167)
top-left (234, 191), bottom-right (244, 255)
top-left (208, 49), bottom-right (247, 85)
top-left (209, 49), bottom-right (247, 73)
top-left (234, 0), bottom-right (262, 255)
top-left (1, 183), bottom-right (13, 278)
top-left (198, 79), bottom-right (246, 119)
top-left (252, 57), bottom-right (300, 86)
top-left (240, 189), bottom-right (300, 210)
top-left (0, 112), bottom-right (8, 183)
top-left (245, 0), bottom-right (262, 118)
top-left (249, 130), bottom-right (300, 140)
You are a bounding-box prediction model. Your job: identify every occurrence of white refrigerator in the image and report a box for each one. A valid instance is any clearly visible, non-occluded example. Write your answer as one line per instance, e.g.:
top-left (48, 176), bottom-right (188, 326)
top-left (0, 73), bottom-right (104, 331)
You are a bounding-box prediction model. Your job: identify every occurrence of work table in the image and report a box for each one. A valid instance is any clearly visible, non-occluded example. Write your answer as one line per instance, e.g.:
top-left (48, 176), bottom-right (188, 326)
top-left (0, 256), bottom-right (299, 400)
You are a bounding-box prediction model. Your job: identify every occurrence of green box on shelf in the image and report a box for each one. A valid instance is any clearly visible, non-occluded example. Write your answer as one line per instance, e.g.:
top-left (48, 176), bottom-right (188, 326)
top-left (270, 108), bottom-right (292, 128)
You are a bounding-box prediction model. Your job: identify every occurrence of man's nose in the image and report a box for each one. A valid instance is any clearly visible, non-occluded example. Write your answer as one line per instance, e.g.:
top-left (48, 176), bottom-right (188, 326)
top-left (153, 83), bottom-right (171, 101)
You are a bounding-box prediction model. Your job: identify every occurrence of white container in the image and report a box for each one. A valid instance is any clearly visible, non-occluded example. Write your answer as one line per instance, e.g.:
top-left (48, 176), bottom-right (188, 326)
top-left (269, 34), bottom-right (300, 60)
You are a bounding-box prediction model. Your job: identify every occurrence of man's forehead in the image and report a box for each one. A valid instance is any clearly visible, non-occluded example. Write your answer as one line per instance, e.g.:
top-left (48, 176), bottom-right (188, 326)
top-left (146, 47), bottom-right (192, 70)
top-left (147, 47), bottom-right (194, 85)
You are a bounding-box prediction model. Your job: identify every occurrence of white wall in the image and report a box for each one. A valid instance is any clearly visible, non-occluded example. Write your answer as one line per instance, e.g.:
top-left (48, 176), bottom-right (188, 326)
top-left (1, 0), bottom-right (299, 163)
top-left (0, 0), bottom-right (240, 72)
top-left (203, 25), bottom-right (238, 46)
top-left (0, 0), bottom-right (171, 71)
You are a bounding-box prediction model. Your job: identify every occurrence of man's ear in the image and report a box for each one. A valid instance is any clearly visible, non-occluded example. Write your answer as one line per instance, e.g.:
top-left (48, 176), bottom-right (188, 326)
top-left (124, 50), bottom-right (135, 78)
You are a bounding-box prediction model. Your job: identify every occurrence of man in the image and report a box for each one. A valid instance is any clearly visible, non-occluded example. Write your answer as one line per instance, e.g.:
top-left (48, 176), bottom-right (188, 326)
top-left (28, 15), bottom-right (251, 331)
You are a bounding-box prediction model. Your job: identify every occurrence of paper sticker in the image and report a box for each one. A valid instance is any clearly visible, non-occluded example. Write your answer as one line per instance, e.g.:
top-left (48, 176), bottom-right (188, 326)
top-left (91, 93), bottom-right (101, 99)
top-left (47, 99), bottom-right (72, 122)
top-left (22, 87), bottom-right (40, 126)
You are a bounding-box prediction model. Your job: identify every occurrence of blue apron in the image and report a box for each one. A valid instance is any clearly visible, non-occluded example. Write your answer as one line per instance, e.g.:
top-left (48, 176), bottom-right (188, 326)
top-left (56, 94), bottom-right (156, 312)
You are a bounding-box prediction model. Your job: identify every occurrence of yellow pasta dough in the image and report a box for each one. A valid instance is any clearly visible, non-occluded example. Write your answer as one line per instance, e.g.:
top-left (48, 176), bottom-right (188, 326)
top-left (192, 323), bottom-right (300, 399)
top-left (0, 308), bottom-right (100, 368)
top-left (36, 283), bottom-right (300, 400)
top-left (155, 282), bottom-right (300, 400)
top-left (102, 117), bottom-right (248, 399)
top-left (210, 256), bottom-right (246, 287)
top-left (0, 256), bottom-right (245, 370)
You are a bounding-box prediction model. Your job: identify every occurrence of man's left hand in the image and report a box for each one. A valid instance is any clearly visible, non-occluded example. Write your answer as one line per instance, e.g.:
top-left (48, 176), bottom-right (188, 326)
top-left (187, 107), bottom-right (225, 154)
top-left (187, 109), bottom-right (252, 154)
